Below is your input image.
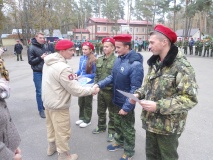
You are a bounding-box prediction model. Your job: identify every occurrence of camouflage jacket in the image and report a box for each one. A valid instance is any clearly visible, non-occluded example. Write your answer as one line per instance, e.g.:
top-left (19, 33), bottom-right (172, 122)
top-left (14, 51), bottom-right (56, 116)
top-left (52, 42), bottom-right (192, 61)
top-left (198, 41), bottom-right (203, 48)
top-left (194, 40), bottom-right (200, 47)
top-left (135, 45), bottom-right (198, 135)
top-left (95, 53), bottom-right (117, 91)
top-left (204, 41), bottom-right (210, 49)
top-left (176, 40), bottom-right (182, 47)
top-left (183, 40), bottom-right (189, 47)
top-left (210, 42), bottom-right (213, 49)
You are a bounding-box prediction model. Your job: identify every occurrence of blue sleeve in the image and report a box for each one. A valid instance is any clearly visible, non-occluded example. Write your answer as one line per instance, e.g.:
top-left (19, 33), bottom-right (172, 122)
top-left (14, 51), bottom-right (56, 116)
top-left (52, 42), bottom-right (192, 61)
top-left (97, 74), bottom-right (113, 89)
top-left (75, 56), bottom-right (83, 76)
top-left (122, 60), bottom-right (144, 112)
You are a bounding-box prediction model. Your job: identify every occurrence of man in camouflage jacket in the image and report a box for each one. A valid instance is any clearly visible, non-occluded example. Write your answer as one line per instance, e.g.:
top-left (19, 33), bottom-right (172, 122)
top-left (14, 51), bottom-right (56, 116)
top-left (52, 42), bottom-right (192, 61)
top-left (132, 25), bottom-right (198, 160)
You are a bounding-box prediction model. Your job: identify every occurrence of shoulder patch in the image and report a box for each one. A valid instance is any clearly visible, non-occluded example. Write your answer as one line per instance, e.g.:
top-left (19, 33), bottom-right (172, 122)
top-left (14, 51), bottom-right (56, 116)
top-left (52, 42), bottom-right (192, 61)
top-left (68, 74), bottom-right (75, 80)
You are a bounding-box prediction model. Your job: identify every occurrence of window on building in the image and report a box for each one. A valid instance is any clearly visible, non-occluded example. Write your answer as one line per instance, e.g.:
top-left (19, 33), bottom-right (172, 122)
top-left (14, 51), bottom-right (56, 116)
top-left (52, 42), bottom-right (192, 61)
top-left (142, 28), bottom-right (145, 32)
top-left (83, 36), bottom-right (86, 39)
top-left (135, 28), bottom-right (138, 32)
top-left (142, 36), bottom-right (145, 40)
top-left (97, 27), bottom-right (100, 32)
top-left (103, 27), bottom-right (107, 31)
top-left (130, 28), bottom-right (132, 32)
top-left (76, 36), bottom-right (79, 40)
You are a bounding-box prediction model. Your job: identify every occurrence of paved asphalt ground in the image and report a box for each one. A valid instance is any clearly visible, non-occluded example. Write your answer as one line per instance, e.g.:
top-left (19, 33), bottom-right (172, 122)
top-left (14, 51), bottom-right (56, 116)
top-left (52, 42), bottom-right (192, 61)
top-left (2, 46), bottom-right (213, 160)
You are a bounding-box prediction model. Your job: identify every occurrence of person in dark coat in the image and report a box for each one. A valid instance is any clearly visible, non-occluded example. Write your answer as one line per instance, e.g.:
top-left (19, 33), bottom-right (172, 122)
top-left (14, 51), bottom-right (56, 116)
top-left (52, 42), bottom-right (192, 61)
top-left (14, 40), bottom-right (23, 61)
top-left (27, 32), bottom-right (47, 118)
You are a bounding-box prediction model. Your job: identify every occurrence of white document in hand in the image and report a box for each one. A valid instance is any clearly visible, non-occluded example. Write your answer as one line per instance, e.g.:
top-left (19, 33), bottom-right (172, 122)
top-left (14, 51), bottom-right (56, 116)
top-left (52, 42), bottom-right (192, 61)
top-left (117, 89), bottom-right (141, 103)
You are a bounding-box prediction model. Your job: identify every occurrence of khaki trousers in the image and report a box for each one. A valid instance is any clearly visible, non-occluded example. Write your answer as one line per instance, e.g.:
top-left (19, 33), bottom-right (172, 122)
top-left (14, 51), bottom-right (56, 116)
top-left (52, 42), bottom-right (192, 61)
top-left (45, 109), bottom-right (71, 153)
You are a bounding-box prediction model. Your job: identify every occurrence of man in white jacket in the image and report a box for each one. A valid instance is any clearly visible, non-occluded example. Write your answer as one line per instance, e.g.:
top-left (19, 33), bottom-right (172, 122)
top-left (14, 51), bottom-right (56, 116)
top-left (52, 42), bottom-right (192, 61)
top-left (42, 40), bottom-right (99, 160)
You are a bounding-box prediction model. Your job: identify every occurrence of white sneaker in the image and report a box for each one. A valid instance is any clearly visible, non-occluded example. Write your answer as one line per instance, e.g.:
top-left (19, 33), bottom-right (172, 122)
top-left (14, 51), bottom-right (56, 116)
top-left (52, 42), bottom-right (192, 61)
top-left (79, 122), bottom-right (91, 128)
top-left (76, 120), bottom-right (83, 125)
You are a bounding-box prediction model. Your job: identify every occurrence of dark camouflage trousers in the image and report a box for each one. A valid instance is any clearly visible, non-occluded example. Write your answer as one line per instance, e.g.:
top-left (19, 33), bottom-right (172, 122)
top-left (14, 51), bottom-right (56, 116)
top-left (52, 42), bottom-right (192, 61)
top-left (146, 131), bottom-right (181, 160)
top-left (114, 106), bottom-right (135, 157)
top-left (78, 95), bottom-right (93, 123)
top-left (183, 47), bottom-right (187, 55)
top-left (97, 90), bottom-right (115, 134)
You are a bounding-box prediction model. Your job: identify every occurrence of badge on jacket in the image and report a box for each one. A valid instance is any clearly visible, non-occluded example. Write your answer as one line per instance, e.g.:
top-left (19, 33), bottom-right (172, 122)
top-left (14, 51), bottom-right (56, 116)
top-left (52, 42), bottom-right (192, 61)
top-left (68, 74), bottom-right (75, 80)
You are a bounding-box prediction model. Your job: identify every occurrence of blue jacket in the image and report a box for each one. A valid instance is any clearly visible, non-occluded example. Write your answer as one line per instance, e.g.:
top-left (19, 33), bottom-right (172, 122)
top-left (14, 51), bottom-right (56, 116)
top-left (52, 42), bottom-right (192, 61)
top-left (98, 50), bottom-right (144, 112)
top-left (189, 39), bottom-right (195, 46)
top-left (76, 55), bottom-right (96, 84)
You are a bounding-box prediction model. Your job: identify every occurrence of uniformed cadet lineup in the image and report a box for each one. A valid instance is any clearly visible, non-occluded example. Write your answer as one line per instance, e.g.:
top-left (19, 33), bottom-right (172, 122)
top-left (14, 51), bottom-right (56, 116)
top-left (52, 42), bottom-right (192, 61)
top-left (175, 37), bottom-right (213, 57)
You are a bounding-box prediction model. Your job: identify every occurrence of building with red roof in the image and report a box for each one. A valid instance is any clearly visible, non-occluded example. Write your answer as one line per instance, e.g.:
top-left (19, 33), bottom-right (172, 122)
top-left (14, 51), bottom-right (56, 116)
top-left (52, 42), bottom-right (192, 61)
top-left (87, 18), bottom-right (152, 40)
top-left (71, 18), bottom-right (153, 41)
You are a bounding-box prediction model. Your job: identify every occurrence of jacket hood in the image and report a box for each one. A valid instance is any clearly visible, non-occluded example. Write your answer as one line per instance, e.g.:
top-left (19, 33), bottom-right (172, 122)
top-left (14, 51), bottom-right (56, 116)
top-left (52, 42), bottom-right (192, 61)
top-left (44, 53), bottom-right (67, 66)
top-left (31, 38), bottom-right (44, 48)
top-left (120, 50), bottom-right (143, 64)
top-left (147, 44), bottom-right (180, 70)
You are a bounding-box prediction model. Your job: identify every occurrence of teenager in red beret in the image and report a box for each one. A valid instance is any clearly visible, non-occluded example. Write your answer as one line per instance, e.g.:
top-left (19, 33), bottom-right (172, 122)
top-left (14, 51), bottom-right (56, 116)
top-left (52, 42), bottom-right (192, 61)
top-left (75, 41), bottom-right (97, 128)
top-left (92, 37), bottom-right (117, 142)
top-left (132, 24), bottom-right (198, 160)
top-left (94, 34), bottom-right (144, 160)
top-left (42, 39), bottom-right (99, 160)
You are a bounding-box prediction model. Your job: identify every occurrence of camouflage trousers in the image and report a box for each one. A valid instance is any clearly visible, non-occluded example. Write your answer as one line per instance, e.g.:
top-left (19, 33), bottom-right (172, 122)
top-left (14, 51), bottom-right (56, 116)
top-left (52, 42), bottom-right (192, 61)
top-left (78, 95), bottom-right (93, 123)
top-left (198, 48), bottom-right (203, 56)
top-left (97, 90), bottom-right (115, 134)
top-left (146, 131), bottom-right (181, 160)
top-left (203, 48), bottom-right (210, 57)
top-left (114, 106), bottom-right (135, 157)
top-left (183, 47), bottom-right (187, 54)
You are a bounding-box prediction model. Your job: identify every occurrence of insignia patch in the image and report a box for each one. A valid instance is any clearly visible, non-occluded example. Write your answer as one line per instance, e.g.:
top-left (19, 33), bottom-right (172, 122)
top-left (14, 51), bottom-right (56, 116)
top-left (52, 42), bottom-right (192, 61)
top-left (68, 74), bottom-right (74, 80)
top-left (121, 67), bottom-right (124, 72)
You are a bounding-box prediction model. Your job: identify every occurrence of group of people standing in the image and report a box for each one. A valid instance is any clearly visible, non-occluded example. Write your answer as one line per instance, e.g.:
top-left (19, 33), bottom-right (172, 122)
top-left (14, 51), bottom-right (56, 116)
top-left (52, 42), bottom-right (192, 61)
top-left (176, 37), bottom-right (213, 57)
top-left (1, 24), bottom-right (198, 160)
top-left (133, 38), bottom-right (149, 52)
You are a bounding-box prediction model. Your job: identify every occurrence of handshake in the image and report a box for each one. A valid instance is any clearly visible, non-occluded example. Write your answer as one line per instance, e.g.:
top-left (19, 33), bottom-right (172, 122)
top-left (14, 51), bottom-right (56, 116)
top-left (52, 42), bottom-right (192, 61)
top-left (91, 84), bottom-right (100, 95)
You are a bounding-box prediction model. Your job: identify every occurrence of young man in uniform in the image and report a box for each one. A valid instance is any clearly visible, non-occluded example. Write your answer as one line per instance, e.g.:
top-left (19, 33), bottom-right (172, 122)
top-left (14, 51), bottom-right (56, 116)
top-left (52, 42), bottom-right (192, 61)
top-left (132, 24), bottom-right (198, 160)
top-left (94, 34), bottom-right (144, 160)
top-left (93, 37), bottom-right (117, 142)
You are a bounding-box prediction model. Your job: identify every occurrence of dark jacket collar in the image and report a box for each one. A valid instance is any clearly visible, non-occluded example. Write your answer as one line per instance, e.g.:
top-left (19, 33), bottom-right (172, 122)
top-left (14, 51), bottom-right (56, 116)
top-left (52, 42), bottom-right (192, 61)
top-left (119, 50), bottom-right (143, 64)
top-left (31, 38), bottom-right (44, 48)
top-left (147, 45), bottom-right (178, 69)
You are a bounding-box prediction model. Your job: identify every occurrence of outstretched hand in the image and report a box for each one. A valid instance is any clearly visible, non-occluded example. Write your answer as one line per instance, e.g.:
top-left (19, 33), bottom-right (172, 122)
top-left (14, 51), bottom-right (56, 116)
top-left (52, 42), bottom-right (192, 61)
top-left (92, 84), bottom-right (100, 95)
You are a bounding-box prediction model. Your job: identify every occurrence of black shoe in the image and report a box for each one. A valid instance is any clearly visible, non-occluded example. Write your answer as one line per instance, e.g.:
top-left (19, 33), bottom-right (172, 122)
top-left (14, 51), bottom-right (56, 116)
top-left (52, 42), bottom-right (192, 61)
top-left (39, 111), bottom-right (46, 118)
top-left (21, 60), bottom-right (24, 61)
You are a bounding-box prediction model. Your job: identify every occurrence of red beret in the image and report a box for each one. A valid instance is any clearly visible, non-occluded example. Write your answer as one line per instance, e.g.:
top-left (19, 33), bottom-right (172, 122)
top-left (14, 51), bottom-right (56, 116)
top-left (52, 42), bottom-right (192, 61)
top-left (154, 24), bottom-right (177, 44)
top-left (102, 37), bottom-right (115, 45)
top-left (113, 34), bottom-right (132, 42)
top-left (82, 42), bottom-right (95, 51)
top-left (55, 40), bottom-right (74, 50)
